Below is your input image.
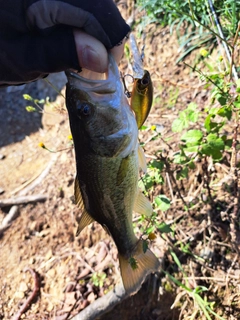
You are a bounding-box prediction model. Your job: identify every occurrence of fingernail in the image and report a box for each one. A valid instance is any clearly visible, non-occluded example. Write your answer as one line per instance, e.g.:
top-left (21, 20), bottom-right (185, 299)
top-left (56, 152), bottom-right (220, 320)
top-left (82, 47), bottom-right (103, 72)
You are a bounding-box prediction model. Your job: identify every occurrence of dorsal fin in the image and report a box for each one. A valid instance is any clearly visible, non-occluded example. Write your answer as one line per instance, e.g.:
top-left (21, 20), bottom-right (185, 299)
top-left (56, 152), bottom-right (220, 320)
top-left (138, 144), bottom-right (147, 173)
top-left (133, 188), bottom-right (152, 217)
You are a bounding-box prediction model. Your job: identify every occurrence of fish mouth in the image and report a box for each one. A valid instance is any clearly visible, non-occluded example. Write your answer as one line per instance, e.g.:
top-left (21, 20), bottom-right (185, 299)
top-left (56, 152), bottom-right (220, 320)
top-left (65, 54), bottom-right (119, 94)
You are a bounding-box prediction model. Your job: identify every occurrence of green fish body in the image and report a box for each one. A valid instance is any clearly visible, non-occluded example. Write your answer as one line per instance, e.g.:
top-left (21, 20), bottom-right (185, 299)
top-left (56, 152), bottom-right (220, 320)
top-left (65, 55), bottom-right (159, 294)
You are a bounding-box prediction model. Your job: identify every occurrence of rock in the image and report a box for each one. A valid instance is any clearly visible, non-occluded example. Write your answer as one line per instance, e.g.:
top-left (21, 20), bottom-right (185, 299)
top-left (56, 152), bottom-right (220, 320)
top-left (19, 282), bottom-right (28, 293)
top-left (15, 291), bottom-right (25, 299)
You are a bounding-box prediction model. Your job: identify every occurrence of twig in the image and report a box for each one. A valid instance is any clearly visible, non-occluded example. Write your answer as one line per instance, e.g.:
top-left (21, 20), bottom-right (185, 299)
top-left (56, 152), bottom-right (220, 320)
top-left (0, 205), bottom-right (19, 233)
top-left (230, 21), bottom-right (240, 81)
top-left (17, 154), bottom-right (58, 196)
top-left (229, 123), bottom-right (240, 253)
top-left (11, 268), bottom-right (41, 320)
top-left (207, 0), bottom-right (238, 81)
top-left (166, 172), bottom-right (174, 202)
top-left (202, 157), bottom-right (215, 218)
top-left (225, 255), bottom-right (238, 291)
top-left (0, 194), bottom-right (47, 208)
top-left (159, 154), bottom-right (189, 209)
top-left (71, 284), bottom-right (127, 320)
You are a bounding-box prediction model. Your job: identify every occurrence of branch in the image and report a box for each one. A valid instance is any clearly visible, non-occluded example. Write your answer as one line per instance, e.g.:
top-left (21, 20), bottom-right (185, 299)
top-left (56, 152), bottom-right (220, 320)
top-left (72, 272), bottom-right (161, 320)
top-left (71, 284), bottom-right (127, 320)
top-left (11, 268), bottom-right (41, 320)
top-left (0, 194), bottom-right (47, 208)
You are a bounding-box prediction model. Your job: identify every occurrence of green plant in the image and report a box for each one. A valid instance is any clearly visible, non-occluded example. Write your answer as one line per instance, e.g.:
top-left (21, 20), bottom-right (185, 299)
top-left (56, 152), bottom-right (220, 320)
top-left (136, 0), bottom-right (240, 61)
top-left (91, 272), bottom-right (107, 288)
top-left (165, 251), bottom-right (226, 320)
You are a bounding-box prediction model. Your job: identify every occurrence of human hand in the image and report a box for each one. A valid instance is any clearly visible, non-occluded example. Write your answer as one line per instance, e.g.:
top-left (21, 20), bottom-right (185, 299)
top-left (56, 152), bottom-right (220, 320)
top-left (73, 29), bottom-right (126, 73)
top-left (0, 0), bottom-right (130, 86)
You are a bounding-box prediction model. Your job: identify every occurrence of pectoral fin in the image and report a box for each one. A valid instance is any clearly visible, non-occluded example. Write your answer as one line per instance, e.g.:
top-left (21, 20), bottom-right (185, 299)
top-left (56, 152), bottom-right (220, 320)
top-left (134, 188), bottom-right (152, 217)
top-left (138, 144), bottom-right (147, 173)
top-left (74, 178), bottom-right (94, 236)
top-left (117, 156), bottom-right (130, 186)
top-left (76, 210), bottom-right (94, 236)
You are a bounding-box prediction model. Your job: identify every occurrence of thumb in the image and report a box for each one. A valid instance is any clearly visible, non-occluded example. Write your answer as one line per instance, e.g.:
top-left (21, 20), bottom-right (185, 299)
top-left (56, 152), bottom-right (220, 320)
top-left (73, 30), bottom-right (108, 73)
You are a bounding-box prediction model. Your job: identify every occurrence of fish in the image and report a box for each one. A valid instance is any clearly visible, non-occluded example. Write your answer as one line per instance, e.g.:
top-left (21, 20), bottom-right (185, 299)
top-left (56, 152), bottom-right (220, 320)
top-left (130, 70), bottom-right (153, 129)
top-left (65, 54), bottom-right (160, 295)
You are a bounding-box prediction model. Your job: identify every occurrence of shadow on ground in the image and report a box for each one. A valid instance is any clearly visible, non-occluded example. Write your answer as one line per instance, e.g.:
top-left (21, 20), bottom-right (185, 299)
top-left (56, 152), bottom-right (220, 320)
top-left (0, 73), bottom-right (67, 148)
top-left (98, 274), bottom-right (180, 320)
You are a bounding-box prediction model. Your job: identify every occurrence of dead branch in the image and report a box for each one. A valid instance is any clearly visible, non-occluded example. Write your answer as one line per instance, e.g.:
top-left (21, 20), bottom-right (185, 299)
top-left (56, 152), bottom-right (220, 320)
top-left (72, 272), bottom-right (161, 320)
top-left (11, 268), bottom-right (41, 320)
top-left (71, 284), bottom-right (127, 320)
top-left (229, 123), bottom-right (240, 253)
top-left (0, 194), bottom-right (47, 208)
top-left (0, 205), bottom-right (19, 232)
top-left (12, 154), bottom-right (58, 196)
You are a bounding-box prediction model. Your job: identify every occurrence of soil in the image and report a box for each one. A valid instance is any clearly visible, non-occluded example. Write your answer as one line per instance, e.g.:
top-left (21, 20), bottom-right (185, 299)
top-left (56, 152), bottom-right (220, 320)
top-left (0, 6), bottom-right (240, 320)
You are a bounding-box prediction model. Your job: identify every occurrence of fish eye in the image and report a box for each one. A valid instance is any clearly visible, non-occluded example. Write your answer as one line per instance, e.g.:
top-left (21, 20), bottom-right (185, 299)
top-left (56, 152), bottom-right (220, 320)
top-left (77, 102), bottom-right (91, 118)
top-left (141, 77), bottom-right (149, 86)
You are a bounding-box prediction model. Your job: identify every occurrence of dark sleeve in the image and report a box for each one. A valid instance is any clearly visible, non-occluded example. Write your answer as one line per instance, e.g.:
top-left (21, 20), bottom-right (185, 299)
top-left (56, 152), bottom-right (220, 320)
top-left (0, 0), bottom-right (130, 86)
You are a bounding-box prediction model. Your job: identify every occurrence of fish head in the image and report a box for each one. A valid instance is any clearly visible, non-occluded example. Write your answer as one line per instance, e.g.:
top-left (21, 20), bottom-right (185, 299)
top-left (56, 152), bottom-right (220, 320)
top-left (66, 55), bottom-right (138, 158)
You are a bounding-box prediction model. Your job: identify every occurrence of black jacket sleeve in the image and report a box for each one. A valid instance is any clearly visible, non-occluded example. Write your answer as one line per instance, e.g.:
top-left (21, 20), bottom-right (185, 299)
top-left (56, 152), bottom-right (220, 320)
top-left (0, 0), bottom-right (130, 86)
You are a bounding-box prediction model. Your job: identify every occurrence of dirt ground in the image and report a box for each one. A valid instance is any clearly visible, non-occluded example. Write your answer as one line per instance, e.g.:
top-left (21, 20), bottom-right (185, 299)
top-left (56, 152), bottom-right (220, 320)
top-left (0, 5), bottom-right (240, 320)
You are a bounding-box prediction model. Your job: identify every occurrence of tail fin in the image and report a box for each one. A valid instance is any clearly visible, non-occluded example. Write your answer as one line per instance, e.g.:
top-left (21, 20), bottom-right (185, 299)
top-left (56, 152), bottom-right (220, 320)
top-left (118, 240), bottom-right (160, 295)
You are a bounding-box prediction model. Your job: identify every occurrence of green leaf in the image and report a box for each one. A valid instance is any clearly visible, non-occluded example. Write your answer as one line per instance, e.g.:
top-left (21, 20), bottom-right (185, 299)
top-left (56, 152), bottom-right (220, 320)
top-left (233, 101), bottom-right (240, 108)
top-left (23, 94), bottom-right (33, 101)
top-left (25, 106), bottom-right (36, 112)
top-left (157, 222), bottom-right (172, 234)
top-left (173, 152), bottom-right (188, 164)
top-left (217, 106), bottom-right (232, 120)
top-left (152, 170), bottom-right (164, 184)
top-left (216, 94), bottom-right (227, 106)
top-left (142, 240), bottom-right (149, 253)
top-left (154, 195), bottom-right (171, 211)
top-left (194, 286), bottom-right (208, 294)
top-left (172, 118), bottom-right (185, 132)
top-left (183, 145), bottom-right (199, 153)
top-left (139, 125), bottom-right (148, 131)
top-left (149, 160), bottom-right (164, 171)
top-left (171, 103), bottom-right (199, 133)
top-left (176, 167), bottom-right (188, 180)
top-left (188, 160), bottom-right (195, 170)
top-left (204, 114), bottom-right (224, 133)
top-left (140, 173), bottom-right (154, 190)
top-left (187, 110), bottom-right (198, 123)
top-left (35, 98), bottom-right (45, 104)
top-left (129, 257), bottom-right (138, 270)
top-left (201, 134), bottom-right (225, 160)
top-left (181, 130), bottom-right (203, 146)
top-left (208, 107), bottom-right (219, 115)
top-left (236, 79), bottom-right (240, 89)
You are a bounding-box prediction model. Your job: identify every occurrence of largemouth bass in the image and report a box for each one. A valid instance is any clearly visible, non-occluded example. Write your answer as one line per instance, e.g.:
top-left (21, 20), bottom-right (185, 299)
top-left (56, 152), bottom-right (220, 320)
top-left (65, 55), bottom-right (160, 294)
